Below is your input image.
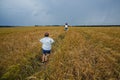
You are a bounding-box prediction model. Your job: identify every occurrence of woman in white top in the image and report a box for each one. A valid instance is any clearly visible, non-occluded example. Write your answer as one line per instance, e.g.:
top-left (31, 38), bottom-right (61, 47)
top-left (40, 32), bottom-right (54, 63)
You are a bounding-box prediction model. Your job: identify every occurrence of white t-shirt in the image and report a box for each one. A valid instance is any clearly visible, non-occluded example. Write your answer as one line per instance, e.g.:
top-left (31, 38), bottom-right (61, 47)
top-left (65, 24), bottom-right (68, 28)
top-left (40, 37), bottom-right (54, 50)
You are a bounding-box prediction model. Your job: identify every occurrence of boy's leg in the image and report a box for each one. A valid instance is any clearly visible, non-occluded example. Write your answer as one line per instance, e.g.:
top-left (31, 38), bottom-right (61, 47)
top-left (44, 55), bottom-right (47, 62)
top-left (45, 54), bottom-right (49, 62)
top-left (42, 54), bottom-right (45, 62)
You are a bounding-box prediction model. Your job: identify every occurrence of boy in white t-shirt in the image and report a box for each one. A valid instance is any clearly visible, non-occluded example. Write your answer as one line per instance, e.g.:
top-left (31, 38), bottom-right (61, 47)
top-left (64, 23), bottom-right (68, 31)
top-left (40, 32), bottom-right (54, 63)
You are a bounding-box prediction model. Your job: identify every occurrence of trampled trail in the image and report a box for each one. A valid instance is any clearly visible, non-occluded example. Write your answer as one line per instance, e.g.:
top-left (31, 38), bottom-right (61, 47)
top-left (26, 31), bottom-right (66, 80)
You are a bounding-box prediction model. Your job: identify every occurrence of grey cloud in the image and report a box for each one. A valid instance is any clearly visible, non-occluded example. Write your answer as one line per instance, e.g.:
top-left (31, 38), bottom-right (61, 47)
top-left (0, 0), bottom-right (120, 25)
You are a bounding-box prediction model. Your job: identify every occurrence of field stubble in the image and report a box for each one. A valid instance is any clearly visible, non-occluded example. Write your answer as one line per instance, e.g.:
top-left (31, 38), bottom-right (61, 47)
top-left (0, 27), bottom-right (120, 80)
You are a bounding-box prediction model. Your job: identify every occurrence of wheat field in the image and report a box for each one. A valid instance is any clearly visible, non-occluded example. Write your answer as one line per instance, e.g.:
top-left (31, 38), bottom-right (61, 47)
top-left (0, 26), bottom-right (120, 80)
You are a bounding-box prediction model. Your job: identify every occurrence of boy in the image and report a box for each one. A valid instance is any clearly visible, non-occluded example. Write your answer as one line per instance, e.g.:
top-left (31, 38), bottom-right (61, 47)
top-left (64, 23), bottom-right (68, 31)
top-left (40, 32), bottom-right (54, 63)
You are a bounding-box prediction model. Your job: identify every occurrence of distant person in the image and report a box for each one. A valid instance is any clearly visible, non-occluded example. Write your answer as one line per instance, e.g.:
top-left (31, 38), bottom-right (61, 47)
top-left (64, 23), bottom-right (69, 31)
top-left (40, 32), bottom-right (54, 63)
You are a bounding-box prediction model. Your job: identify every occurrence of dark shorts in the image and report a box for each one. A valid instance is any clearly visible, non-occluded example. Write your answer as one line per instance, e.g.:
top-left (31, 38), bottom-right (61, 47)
top-left (64, 27), bottom-right (68, 31)
top-left (42, 49), bottom-right (51, 55)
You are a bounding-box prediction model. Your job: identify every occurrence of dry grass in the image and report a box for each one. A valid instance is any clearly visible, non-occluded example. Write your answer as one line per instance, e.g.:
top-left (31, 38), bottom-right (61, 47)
top-left (0, 27), bottom-right (120, 80)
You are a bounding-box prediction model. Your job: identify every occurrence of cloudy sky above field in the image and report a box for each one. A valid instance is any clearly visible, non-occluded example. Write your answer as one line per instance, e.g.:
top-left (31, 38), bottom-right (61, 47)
top-left (0, 0), bottom-right (120, 26)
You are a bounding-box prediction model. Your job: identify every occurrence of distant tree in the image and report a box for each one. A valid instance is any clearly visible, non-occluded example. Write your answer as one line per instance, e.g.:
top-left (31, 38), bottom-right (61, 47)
top-left (35, 25), bottom-right (39, 27)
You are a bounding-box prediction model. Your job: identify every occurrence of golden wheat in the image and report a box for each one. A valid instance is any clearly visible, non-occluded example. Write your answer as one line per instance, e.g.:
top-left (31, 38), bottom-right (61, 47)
top-left (0, 27), bottom-right (120, 80)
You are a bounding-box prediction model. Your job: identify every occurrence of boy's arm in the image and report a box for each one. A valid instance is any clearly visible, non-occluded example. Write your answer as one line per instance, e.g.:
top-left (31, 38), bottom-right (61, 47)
top-left (51, 39), bottom-right (54, 43)
top-left (40, 38), bottom-right (43, 43)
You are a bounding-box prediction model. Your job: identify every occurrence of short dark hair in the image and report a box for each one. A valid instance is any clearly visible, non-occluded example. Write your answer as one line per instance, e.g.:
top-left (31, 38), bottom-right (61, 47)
top-left (44, 32), bottom-right (49, 37)
top-left (65, 23), bottom-right (68, 25)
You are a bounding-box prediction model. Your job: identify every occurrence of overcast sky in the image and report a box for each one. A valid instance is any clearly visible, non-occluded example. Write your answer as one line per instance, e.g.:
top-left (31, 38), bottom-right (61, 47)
top-left (0, 0), bottom-right (120, 26)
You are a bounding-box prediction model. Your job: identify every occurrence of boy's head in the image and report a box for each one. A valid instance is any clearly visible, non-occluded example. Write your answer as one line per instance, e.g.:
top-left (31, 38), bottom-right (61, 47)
top-left (44, 32), bottom-right (49, 37)
top-left (65, 23), bottom-right (68, 25)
